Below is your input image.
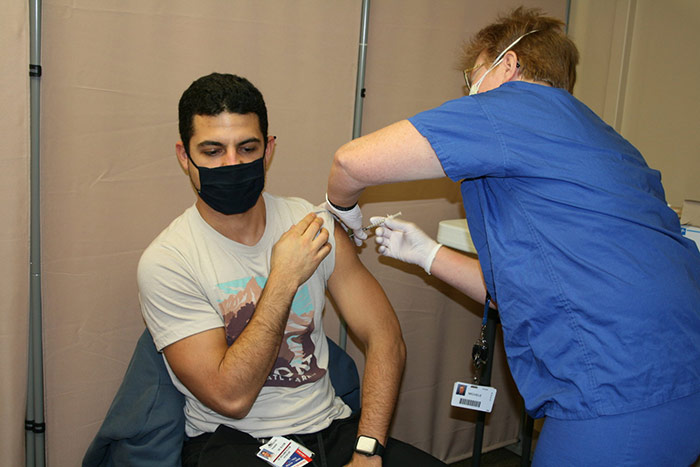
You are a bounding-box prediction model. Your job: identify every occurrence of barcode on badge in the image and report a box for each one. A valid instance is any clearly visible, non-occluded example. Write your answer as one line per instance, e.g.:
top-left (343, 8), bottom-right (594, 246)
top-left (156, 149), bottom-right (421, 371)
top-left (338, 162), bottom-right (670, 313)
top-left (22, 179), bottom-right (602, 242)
top-left (460, 398), bottom-right (481, 408)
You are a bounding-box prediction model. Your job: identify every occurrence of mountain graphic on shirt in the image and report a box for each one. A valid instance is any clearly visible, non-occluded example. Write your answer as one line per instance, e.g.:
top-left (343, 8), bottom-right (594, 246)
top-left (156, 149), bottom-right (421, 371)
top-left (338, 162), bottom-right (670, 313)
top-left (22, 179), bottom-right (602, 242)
top-left (217, 276), bottom-right (325, 388)
top-left (219, 277), bottom-right (261, 346)
top-left (269, 309), bottom-right (325, 387)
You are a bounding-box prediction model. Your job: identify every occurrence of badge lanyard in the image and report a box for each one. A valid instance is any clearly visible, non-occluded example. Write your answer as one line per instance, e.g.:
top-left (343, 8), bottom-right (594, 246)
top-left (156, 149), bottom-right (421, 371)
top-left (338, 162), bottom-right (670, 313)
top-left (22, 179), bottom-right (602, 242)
top-left (472, 292), bottom-right (491, 384)
top-left (450, 291), bottom-right (497, 414)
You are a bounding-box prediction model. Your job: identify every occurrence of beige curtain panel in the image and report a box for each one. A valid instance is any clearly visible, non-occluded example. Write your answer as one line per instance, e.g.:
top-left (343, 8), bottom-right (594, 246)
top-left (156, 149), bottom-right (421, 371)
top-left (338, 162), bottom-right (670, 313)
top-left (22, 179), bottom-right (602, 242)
top-left (4, 1), bottom-right (571, 465)
top-left (1, 1), bottom-right (30, 466)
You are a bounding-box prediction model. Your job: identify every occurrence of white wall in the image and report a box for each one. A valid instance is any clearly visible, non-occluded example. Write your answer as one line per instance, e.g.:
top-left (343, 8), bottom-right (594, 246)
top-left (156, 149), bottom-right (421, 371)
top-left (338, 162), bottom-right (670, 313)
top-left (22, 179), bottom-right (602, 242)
top-left (569, 0), bottom-right (700, 207)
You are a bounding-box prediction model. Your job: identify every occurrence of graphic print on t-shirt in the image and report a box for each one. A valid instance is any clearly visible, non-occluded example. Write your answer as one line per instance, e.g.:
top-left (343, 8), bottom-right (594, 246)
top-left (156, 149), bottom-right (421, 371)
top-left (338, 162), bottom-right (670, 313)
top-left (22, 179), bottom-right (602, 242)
top-left (216, 276), bottom-right (326, 388)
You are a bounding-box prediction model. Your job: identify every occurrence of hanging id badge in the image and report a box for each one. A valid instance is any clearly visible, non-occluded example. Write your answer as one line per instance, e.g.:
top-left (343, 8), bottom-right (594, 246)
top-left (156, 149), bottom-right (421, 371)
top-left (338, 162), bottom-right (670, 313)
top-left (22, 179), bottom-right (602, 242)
top-left (451, 293), bottom-right (497, 413)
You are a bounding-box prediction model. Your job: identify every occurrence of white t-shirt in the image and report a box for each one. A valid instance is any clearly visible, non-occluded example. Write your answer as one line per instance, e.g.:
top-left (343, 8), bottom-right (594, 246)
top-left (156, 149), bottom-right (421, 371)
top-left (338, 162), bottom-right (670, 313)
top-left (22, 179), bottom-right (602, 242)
top-left (138, 193), bottom-right (351, 438)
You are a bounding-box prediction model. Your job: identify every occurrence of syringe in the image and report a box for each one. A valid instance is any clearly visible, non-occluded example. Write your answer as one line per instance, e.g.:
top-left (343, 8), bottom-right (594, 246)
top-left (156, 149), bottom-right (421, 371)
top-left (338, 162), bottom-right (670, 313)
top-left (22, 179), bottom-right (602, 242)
top-left (348, 211), bottom-right (402, 238)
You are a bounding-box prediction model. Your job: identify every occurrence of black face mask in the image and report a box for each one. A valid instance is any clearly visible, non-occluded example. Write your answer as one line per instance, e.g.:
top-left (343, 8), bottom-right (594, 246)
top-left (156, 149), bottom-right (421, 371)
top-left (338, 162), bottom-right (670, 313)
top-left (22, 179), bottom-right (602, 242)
top-left (187, 153), bottom-right (265, 215)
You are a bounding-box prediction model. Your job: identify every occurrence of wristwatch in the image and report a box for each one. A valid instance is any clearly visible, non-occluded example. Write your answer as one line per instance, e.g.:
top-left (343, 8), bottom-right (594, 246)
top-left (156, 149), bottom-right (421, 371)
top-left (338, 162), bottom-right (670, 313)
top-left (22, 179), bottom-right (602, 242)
top-left (354, 435), bottom-right (385, 457)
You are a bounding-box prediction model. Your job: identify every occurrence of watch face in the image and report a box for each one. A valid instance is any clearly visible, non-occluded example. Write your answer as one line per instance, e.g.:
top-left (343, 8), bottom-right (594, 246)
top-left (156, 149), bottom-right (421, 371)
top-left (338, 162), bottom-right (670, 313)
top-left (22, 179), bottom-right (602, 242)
top-left (356, 436), bottom-right (377, 455)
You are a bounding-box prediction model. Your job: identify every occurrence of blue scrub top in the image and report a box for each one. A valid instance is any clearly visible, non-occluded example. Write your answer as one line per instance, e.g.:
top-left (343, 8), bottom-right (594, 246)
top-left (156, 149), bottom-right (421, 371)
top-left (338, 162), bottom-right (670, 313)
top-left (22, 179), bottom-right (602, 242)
top-left (409, 81), bottom-right (700, 419)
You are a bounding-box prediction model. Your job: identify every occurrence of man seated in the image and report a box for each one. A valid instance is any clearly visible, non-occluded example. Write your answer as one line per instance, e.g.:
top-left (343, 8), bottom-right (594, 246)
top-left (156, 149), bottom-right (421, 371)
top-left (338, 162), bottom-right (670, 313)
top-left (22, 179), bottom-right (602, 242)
top-left (137, 73), bottom-right (445, 467)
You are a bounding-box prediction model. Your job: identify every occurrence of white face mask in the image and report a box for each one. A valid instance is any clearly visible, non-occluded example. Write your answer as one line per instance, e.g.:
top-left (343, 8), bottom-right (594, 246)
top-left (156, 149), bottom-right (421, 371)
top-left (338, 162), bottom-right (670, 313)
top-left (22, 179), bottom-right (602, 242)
top-left (469, 30), bottom-right (539, 96)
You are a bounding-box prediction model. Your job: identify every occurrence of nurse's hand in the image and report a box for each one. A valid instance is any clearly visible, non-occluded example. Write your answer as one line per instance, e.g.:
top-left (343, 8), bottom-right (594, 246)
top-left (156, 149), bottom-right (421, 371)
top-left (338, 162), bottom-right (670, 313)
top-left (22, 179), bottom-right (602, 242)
top-left (321, 193), bottom-right (367, 246)
top-left (372, 217), bottom-right (442, 274)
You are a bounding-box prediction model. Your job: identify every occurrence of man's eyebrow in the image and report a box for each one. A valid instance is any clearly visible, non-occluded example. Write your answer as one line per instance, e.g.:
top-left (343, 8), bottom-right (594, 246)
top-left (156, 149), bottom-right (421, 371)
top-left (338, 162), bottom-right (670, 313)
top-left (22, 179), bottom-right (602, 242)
top-left (235, 137), bottom-right (262, 147)
top-left (196, 140), bottom-right (225, 148)
top-left (196, 138), bottom-right (261, 148)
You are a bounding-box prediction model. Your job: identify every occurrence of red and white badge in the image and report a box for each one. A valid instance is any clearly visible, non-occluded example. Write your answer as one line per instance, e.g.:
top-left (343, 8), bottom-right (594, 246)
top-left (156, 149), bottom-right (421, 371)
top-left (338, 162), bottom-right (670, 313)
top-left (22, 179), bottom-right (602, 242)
top-left (257, 436), bottom-right (314, 467)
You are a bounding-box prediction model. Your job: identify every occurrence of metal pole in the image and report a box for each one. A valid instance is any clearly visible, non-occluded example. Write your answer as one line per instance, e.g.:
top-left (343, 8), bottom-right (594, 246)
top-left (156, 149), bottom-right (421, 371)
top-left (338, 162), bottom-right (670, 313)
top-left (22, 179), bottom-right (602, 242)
top-left (352, 0), bottom-right (370, 140)
top-left (520, 411), bottom-right (535, 467)
top-left (25, 331), bottom-right (35, 465)
top-left (471, 310), bottom-right (498, 467)
top-left (27, 0), bottom-right (46, 465)
top-left (340, 0), bottom-right (370, 350)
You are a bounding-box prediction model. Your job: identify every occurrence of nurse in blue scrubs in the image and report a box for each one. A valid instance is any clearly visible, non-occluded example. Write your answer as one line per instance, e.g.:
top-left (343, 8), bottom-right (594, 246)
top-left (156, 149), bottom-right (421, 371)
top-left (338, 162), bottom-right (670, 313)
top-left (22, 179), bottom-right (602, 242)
top-left (324, 7), bottom-right (700, 466)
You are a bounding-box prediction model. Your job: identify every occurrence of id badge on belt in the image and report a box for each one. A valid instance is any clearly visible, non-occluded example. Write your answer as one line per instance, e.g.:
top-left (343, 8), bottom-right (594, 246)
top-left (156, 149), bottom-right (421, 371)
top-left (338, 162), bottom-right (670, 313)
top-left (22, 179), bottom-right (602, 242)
top-left (256, 436), bottom-right (314, 467)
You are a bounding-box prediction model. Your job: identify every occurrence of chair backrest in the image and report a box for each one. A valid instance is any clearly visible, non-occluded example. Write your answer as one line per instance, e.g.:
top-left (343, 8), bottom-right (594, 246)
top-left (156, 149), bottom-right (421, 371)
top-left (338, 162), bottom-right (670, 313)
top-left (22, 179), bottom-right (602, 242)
top-left (327, 336), bottom-right (361, 412)
top-left (82, 329), bottom-right (185, 467)
top-left (83, 329), bottom-right (360, 467)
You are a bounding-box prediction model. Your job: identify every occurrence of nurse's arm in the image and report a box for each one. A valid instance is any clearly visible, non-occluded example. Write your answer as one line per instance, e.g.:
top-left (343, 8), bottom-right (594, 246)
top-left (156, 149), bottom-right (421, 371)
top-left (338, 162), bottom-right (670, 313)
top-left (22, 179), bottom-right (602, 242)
top-left (430, 246), bottom-right (495, 307)
top-left (327, 119), bottom-right (446, 207)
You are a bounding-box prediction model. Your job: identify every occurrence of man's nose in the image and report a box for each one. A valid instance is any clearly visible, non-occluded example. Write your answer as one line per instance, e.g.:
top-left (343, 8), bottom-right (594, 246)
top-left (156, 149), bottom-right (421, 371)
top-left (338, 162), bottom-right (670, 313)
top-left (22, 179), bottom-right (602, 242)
top-left (220, 149), bottom-right (243, 166)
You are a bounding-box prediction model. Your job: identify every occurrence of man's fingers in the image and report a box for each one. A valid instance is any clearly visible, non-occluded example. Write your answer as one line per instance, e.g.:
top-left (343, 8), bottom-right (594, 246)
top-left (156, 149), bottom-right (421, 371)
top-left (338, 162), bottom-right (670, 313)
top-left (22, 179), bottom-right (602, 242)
top-left (315, 239), bottom-right (333, 262)
top-left (293, 212), bottom-right (319, 234)
top-left (271, 214), bottom-right (332, 287)
top-left (312, 227), bottom-right (330, 248)
top-left (297, 215), bottom-right (331, 262)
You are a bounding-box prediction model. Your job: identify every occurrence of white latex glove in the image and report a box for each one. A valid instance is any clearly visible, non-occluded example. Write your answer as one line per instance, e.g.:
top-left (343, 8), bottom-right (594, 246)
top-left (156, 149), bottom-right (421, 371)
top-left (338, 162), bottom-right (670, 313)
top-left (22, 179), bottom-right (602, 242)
top-left (322, 193), bottom-right (367, 246)
top-left (371, 216), bottom-right (442, 274)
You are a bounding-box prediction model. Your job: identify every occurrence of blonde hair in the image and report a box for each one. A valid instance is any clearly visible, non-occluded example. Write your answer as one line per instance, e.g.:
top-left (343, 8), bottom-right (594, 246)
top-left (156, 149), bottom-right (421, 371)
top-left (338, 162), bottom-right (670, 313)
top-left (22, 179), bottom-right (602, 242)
top-left (461, 7), bottom-right (579, 93)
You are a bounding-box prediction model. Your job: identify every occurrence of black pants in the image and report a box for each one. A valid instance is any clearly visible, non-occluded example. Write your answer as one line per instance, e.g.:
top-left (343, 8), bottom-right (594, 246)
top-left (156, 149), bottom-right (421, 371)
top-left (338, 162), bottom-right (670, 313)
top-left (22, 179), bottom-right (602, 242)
top-left (182, 412), bottom-right (446, 467)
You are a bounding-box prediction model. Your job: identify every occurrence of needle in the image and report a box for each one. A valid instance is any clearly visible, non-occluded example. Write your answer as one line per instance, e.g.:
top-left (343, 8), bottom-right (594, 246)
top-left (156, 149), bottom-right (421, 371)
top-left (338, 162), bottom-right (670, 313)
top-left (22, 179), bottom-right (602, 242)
top-left (348, 211), bottom-right (402, 238)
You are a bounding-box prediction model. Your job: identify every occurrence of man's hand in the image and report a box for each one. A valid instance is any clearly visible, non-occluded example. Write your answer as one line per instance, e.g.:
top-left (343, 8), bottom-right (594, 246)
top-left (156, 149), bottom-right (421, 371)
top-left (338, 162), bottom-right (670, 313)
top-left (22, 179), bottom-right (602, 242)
top-left (270, 212), bottom-right (332, 288)
top-left (345, 453), bottom-right (382, 467)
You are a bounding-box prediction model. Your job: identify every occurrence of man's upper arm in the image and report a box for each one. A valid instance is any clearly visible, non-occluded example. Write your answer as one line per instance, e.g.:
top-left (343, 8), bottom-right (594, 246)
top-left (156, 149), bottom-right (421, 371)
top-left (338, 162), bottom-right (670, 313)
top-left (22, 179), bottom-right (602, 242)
top-left (326, 221), bottom-right (401, 344)
top-left (138, 245), bottom-right (223, 351)
top-left (326, 220), bottom-right (404, 447)
top-left (162, 327), bottom-right (233, 412)
top-left (138, 246), bottom-right (235, 413)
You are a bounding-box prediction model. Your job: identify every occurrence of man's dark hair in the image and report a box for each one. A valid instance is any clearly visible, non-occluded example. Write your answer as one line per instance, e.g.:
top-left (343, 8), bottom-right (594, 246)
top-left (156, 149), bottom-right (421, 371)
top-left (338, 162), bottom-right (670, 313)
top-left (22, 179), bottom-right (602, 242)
top-left (178, 73), bottom-right (268, 154)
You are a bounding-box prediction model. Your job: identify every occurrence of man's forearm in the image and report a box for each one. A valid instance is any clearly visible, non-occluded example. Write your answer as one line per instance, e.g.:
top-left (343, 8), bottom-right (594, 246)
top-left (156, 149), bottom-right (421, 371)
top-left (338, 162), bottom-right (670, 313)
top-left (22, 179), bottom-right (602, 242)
top-left (211, 271), bottom-right (297, 417)
top-left (162, 274), bottom-right (296, 420)
top-left (164, 213), bottom-right (332, 420)
top-left (356, 336), bottom-right (406, 445)
top-left (215, 214), bottom-right (333, 416)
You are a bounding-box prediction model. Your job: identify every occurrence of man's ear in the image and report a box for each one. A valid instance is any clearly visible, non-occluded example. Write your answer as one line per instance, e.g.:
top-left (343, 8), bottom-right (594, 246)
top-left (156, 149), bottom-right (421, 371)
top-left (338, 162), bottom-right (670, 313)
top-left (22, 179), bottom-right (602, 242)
top-left (264, 135), bottom-right (276, 169)
top-left (175, 141), bottom-right (190, 172)
top-left (502, 51), bottom-right (520, 82)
